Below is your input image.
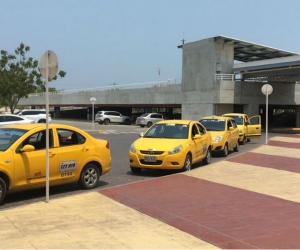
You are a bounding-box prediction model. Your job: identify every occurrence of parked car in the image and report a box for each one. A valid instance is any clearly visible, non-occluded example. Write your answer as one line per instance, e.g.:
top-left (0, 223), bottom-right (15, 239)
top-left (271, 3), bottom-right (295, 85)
top-left (95, 111), bottom-right (131, 125)
top-left (129, 120), bottom-right (212, 173)
top-left (199, 115), bottom-right (239, 157)
top-left (135, 113), bottom-right (165, 127)
top-left (0, 123), bottom-right (111, 204)
top-left (222, 113), bottom-right (261, 145)
top-left (17, 109), bottom-right (52, 123)
top-left (0, 114), bottom-right (35, 126)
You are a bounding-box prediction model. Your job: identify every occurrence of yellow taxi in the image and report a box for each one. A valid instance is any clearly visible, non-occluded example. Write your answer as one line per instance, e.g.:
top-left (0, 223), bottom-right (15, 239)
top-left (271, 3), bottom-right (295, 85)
top-left (222, 113), bottom-right (261, 145)
top-left (0, 123), bottom-right (111, 204)
top-left (199, 116), bottom-right (239, 157)
top-left (129, 120), bottom-right (212, 173)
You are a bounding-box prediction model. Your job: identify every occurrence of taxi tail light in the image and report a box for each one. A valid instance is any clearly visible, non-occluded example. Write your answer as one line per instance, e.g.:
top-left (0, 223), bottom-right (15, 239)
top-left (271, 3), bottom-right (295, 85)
top-left (106, 142), bottom-right (110, 149)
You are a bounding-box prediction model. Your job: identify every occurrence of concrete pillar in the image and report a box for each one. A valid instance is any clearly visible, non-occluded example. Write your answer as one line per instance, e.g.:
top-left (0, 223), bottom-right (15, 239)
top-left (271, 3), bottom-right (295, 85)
top-left (296, 106), bottom-right (300, 127)
top-left (54, 107), bottom-right (60, 118)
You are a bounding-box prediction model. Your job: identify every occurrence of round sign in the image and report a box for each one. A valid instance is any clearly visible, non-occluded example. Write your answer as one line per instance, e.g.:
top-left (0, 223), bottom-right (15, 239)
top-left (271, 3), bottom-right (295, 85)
top-left (261, 84), bottom-right (273, 95)
top-left (90, 97), bottom-right (96, 104)
top-left (39, 50), bottom-right (59, 80)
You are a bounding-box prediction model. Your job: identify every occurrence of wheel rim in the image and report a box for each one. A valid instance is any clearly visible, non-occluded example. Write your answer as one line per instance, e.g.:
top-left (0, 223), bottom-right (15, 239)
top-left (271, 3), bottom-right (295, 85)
top-left (206, 149), bottom-right (211, 163)
top-left (185, 155), bottom-right (191, 171)
top-left (83, 167), bottom-right (98, 187)
top-left (224, 145), bottom-right (228, 155)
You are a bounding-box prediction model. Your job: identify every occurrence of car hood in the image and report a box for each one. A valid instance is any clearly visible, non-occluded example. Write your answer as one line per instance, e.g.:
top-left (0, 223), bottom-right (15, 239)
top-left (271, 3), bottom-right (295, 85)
top-left (133, 138), bottom-right (184, 150)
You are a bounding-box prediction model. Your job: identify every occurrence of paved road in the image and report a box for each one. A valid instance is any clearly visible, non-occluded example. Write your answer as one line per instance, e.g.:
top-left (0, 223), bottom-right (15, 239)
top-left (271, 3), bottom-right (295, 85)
top-left (1, 119), bottom-right (280, 209)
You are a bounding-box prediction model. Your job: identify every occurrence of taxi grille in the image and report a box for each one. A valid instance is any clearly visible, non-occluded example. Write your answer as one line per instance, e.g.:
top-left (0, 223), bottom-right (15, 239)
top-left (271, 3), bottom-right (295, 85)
top-left (140, 160), bottom-right (163, 165)
top-left (139, 150), bottom-right (164, 155)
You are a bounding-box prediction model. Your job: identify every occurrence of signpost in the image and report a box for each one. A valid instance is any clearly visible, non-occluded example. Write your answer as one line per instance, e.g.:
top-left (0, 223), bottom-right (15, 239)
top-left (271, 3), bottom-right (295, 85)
top-left (261, 84), bottom-right (273, 145)
top-left (90, 97), bottom-right (96, 130)
top-left (39, 50), bottom-right (58, 203)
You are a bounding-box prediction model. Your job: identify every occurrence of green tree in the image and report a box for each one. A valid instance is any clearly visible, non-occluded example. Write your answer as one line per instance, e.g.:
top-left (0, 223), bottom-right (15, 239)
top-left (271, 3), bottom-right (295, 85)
top-left (0, 43), bottom-right (66, 113)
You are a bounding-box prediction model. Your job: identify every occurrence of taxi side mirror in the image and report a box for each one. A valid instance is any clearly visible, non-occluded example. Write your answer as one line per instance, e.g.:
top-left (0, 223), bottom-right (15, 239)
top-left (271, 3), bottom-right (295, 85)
top-left (19, 145), bottom-right (35, 153)
top-left (193, 134), bottom-right (201, 139)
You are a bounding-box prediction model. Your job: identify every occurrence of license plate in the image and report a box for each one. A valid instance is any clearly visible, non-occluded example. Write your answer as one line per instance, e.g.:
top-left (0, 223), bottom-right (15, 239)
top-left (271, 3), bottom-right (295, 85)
top-left (144, 155), bottom-right (156, 162)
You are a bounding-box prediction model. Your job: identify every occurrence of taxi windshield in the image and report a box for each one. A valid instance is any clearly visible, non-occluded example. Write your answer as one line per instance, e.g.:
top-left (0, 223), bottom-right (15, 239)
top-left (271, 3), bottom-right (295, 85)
top-left (200, 119), bottom-right (225, 131)
top-left (144, 124), bottom-right (189, 139)
top-left (226, 116), bottom-right (243, 125)
top-left (0, 128), bottom-right (27, 151)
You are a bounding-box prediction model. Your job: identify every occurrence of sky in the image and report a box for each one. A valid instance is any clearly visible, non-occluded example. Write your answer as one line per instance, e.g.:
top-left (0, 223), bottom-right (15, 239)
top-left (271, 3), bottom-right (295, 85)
top-left (1, 0), bottom-right (299, 91)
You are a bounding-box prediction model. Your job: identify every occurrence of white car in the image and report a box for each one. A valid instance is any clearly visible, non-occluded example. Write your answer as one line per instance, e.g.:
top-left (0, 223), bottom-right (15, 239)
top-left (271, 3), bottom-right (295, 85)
top-left (17, 109), bottom-right (52, 123)
top-left (0, 114), bottom-right (35, 126)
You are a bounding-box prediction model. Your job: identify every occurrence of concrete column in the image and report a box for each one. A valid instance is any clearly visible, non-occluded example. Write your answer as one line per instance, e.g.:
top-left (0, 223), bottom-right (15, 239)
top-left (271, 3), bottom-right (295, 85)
top-left (296, 106), bottom-right (300, 127)
top-left (54, 107), bottom-right (60, 118)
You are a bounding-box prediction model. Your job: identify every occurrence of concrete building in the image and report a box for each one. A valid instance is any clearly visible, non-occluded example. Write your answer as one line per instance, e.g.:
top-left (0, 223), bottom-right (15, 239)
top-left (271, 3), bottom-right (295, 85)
top-left (178, 36), bottom-right (300, 128)
top-left (19, 35), bottom-right (300, 127)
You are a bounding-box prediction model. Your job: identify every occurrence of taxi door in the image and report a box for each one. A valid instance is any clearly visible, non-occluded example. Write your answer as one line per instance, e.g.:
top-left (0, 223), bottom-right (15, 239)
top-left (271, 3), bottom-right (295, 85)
top-left (13, 130), bottom-right (58, 188)
top-left (196, 123), bottom-right (210, 160)
top-left (190, 123), bottom-right (204, 162)
top-left (55, 129), bottom-right (87, 182)
top-left (247, 115), bottom-right (262, 139)
top-left (227, 119), bottom-right (239, 148)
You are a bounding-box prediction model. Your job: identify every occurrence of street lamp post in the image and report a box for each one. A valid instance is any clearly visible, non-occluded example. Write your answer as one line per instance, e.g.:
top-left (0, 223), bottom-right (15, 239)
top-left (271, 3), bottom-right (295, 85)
top-left (90, 97), bottom-right (96, 130)
top-left (261, 84), bottom-right (273, 145)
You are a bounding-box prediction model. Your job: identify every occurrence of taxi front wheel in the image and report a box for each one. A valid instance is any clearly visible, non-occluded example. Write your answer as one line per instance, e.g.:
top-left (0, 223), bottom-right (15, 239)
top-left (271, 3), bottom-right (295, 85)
top-left (0, 177), bottom-right (7, 204)
top-left (182, 154), bottom-right (192, 171)
top-left (79, 164), bottom-right (100, 189)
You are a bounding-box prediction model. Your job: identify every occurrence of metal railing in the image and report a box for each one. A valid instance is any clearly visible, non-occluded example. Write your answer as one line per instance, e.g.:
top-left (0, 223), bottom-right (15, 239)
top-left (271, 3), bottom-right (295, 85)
top-left (215, 74), bottom-right (235, 81)
top-left (28, 78), bottom-right (182, 97)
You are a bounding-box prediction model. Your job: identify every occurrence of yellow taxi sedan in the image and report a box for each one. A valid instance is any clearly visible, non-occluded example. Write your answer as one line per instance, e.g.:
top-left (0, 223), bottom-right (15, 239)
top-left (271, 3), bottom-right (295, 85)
top-left (199, 116), bottom-right (239, 157)
top-left (0, 123), bottom-right (111, 204)
top-left (129, 120), bottom-right (212, 173)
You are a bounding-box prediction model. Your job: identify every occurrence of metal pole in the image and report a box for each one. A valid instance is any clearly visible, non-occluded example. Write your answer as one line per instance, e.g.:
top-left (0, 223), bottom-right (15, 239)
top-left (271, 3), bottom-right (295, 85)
top-left (46, 51), bottom-right (50, 203)
top-left (92, 103), bottom-right (94, 130)
top-left (266, 86), bottom-right (268, 145)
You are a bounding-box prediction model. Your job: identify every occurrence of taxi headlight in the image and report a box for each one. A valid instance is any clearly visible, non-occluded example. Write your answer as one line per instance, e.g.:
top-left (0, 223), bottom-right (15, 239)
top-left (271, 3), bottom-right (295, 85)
top-left (213, 136), bottom-right (223, 142)
top-left (168, 145), bottom-right (183, 155)
top-left (130, 143), bottom-right (136, 153)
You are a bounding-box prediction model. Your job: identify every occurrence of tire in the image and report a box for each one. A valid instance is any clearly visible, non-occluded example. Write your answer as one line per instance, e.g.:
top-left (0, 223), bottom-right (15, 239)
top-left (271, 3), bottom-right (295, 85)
top-left (103, 119), bottom-right (110, 125)
top-left (78, 164), bottom-right (100, 189)
top-left (234, 141), bottom-right (239, 152)
top-left (222, 143), bottom-right (228, 157)
top-left (98, 121), bottom-right (103, 124)
top-left (0, 177), bottom-right (7, 205)
top-left (124, 119), bottom-right (131, 125)
top-left (140, 125), bottom-right (145, 128)
top-left (38, 119), bottom-right (46, 123)
top-left (202, 148), bottom-right (211, 165)
top-left (130, 166), bottom-right (142, 173)
top-left (240, 135), bottom-right (247, 145)
top-left (147, 121), bottom-right (153, 128)
top-left (182, 154), bottom-right (192, 171)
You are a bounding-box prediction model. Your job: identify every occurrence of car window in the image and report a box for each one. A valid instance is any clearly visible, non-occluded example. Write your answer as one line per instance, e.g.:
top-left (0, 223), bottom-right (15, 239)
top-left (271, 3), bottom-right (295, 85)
top-left (21, 130), bottom-right (53, 150)
top-left (231, 120), bottom-right (238, 128)
top-left (141, 113), bottom-right (149, 117)
top-left (196, 123), bottom-right (206, 135)
top-left (0, 116), bottom-right (4, 122)
top-left (57, 129), bottom-right (86, 146)
top-left (144, 123), bottom-right (187, 139)
top-left (5, 115), bottom-right (24, 122)
top-left (200, 119), bottom-right (225, 131)
top-left (0, 128), bottom-right (27, 151)
top-left (191, 124), bottom-right (200, 137)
